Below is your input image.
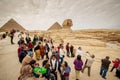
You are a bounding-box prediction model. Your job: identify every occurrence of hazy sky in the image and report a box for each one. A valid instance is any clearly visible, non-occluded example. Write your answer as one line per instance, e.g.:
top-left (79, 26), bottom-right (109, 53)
top-left (0, 0), bottom-right (120, 30)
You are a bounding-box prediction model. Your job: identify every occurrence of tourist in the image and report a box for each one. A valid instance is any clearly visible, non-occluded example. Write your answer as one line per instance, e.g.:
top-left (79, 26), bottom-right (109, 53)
top-left (44, 39), bottom-right (50, 59)
top-left (66, 43), bottom-right (70, 57)
top-left (27, 41), bottom-right (34, 51)
top-left (74, 55), bottom-right (83, 80)
top-left (61, 61), bottom-right (71, 80)
top-left (70, 45), bottom-right (74, 57)
top-left (22, 51), bottom-right (33, 67)
top-left (25, 34), bottom-right (31, 44)
top-left (110, 58), bottom-right (120, 72)
top-left (42, 59), bottom-right (55, 80)
top-left (50, 55), bottom-right (59, 80)
top-left (2, 33), bottom-right (6, 39)
top-left (18, 43), bottom-right (25, 57)
top-left (58, 43), bottom-right (63, 53)
top-left (77, 47), bottom-right (82, 56)
top-left (18, 64), bottom-right (33, 80)
top-left (115, 64), bottom-right (120, 79)
top-left (39, 35), bottom-right (43, 42)
top-left (18, 37), bottom-right (25, 46)
top-left (81, 51), bottom-right (95, 77)
top-left (33, 35), bottom-right (39, 45)
top-left (18, 44), bottom-right (28, 63)
top-left (51, 47), bottom-right (60, 62)
top-left (100, 56), bottom-right (111, 79)
top-left (29, 60), bottom-right (40, 78)
top-left (19, 60), bottom-right (39, 80)
top-left (10, 29), bottom-right (16, 44)
top-left (40, 43), bottom-right (45, 59)
top-left (53, 46), bottom-right (62, 74)
top-left (34, 42), bottom-right (41, 60)
top-left (59, 46), bottom-right (65, 65)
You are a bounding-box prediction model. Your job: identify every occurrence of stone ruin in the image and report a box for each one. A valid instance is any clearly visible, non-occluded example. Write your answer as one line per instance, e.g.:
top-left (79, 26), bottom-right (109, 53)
top-left (62, 19), bottom-right (73, 29)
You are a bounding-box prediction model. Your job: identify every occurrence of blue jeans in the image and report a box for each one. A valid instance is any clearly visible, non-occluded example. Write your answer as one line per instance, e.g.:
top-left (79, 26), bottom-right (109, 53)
top-left (100, 66), bottom-right (108, 77)
top-left (60, 57), bottom-right (63, 65)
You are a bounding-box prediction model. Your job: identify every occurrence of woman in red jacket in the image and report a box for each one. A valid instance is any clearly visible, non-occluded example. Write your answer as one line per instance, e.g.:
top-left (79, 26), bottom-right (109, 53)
top-left (110, 58), bottom-right (120, 72)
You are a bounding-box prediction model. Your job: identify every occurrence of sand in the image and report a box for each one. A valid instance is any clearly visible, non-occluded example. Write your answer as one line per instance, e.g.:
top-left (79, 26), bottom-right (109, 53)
top-left (0, 32), bottom-right (120, 80)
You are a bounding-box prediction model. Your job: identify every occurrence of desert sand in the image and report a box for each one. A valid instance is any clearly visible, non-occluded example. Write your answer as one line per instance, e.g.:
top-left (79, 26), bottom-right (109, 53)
top-left (0, 29), bottom-right (120, 80)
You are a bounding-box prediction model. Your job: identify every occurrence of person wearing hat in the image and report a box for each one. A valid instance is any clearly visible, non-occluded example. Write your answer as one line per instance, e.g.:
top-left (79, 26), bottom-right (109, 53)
top-left (21, 51), bottom-right (33, 67)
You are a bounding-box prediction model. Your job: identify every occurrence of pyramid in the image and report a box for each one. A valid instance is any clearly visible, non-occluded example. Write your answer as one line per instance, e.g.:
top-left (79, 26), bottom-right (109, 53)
top-left (48, 22), bottom-right (62, 30)
top-left (0, 19), bottom-right (26, 32)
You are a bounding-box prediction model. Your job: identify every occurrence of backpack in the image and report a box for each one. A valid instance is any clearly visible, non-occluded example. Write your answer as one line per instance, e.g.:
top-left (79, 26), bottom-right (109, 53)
top-left (33, 67), bottom-right (47, 75)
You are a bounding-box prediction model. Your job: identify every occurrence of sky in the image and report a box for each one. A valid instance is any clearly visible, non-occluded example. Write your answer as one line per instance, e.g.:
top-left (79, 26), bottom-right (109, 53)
top-left (0, 0), bottom-right (120, 30)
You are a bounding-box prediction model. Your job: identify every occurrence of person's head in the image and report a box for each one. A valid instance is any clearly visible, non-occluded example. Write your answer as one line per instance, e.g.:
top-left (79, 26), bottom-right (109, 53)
top-left (23, 44), bottom-right (28, 50)
top-left (27, 33), bottom-right (29, 36)
top-left (86, 51), bottom-right (89, 53)
top-left (29, 59), bottom-right (36, 68)
top-left (20, 43), bottom-right (25, 48)
top-left (67, 43), bottom-right (69, 45)
top-left (63, 61), bottom-right (68, 67)
top-left (38, 41), bottom-right (41, 45)
top-left (22, 65), bottom-right (32, 75)
top-left (116, 58), bottom-right (120, 62)
top-left (91, 54), bottom-right (95, 58)
top-left (51, 55), bottom-right (56, 60)
top-left (44, 39), bottom-right (47, 43)
top-left (77, 55), bottom-right (81, 61)
top-left (27, 51), bottom-right (33, 57)
top-left (52, 45), bottom-right (54, 49)
top-left (106, 56), bottom-right (110, 60)
top-left (54, 47), bottom-right (58, 51)
top-left (62, 61), bottom-right (68, 70)
top-left (34, 34), bottom-right (37, 37)
top-left (59, 44), bottom-right (62, 47)
top-left (21, 37), bottom-right (24, 40)
top-left (42, 59), bottom-right (49, 67)
top-left (78, 47), bottom-right (81, 50)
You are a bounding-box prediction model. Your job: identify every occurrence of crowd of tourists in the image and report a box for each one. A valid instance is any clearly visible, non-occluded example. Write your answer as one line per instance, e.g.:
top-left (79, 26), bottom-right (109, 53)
top-left (7, 30), bottom-right (120, 80)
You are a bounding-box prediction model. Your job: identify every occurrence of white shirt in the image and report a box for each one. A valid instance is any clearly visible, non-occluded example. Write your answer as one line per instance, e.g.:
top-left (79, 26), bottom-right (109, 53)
top-left (84, 53), bottom-right (94, 67)
top-left (77, 49), bottom-right (82, 56)
top-left (51, 59), bottom-right (58, 72)
top-left (59, 48), bottom-right (65, 57)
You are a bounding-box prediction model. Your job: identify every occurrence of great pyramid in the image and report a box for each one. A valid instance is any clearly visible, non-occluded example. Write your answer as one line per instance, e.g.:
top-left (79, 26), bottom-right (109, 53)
top-left (47, 22), bottom-right (62, 30)
top-left (0, 19), bottom-right (26, 32)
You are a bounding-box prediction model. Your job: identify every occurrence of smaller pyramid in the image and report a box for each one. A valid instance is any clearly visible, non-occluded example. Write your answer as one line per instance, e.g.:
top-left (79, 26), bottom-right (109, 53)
top-left (48, 22), bottom-right (62, 30)
top-left (0, 19), bottom-right (26, 32)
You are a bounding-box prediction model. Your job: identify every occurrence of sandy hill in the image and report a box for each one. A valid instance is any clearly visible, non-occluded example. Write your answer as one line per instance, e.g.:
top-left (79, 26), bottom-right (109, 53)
top-left (47, 22), bottom-right (62, 30)
top-left (0, 19), bottom-right (26, 32)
